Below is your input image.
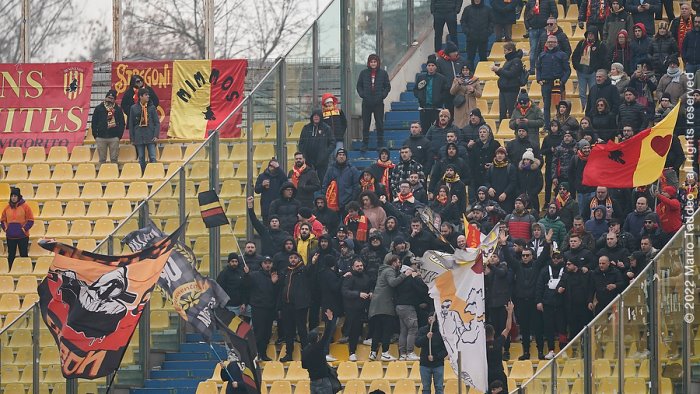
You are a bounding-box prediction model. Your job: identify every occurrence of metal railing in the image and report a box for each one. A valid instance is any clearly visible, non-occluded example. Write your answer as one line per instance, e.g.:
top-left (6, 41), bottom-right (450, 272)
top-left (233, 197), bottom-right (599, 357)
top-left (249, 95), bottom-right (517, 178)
top-left (517, 208), bottom-right (700, 394)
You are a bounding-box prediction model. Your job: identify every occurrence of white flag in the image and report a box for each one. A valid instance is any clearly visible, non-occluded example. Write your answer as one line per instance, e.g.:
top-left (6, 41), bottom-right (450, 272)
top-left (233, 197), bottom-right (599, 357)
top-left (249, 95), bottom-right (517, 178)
top-left (429, 256), bottom-right (488, 393)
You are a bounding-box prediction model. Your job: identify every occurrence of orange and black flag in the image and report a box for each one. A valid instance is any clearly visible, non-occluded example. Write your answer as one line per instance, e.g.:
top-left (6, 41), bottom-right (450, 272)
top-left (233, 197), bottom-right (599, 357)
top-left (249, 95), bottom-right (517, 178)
top-left (198, 190), bottom-right (229, 228)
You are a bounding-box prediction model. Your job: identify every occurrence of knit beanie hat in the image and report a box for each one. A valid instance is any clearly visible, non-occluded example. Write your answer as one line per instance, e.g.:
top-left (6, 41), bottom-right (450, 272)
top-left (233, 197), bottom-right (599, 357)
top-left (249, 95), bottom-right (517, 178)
top-left (427, 54), bottom-right (438, 66)
top-left (522, 148), bottom-right (536, 162)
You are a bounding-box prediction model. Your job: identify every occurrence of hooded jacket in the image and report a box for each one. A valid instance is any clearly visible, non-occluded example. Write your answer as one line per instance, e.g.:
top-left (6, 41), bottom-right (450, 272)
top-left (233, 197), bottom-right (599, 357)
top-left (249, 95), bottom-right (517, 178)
top-left (585, 206), bottom-right (610, 239)
top-left (656, 186), bottom-right (682, 233)
top-left (416, 320), bottom-right (448, 368)
top-left (1, 190), bottom-right (33, 239)
top-left (506, 134), bottom-right (543, 166)
top-left (505, 208), bottom-right (537, 241)
top-left (368, 263), bottom-right (408, 317)
top-left (553, 101), bottom-right (580, 133)
top-left (572, 26), bottom-right (608, 75)
top-left (278, 262), bottom-right (311, 309)
top-left (590, 99), bottom-right (619, 141)
top-left (509, 102), bottom-right (545, 138)
top-left (298, 110), bottom-right (334, 170)
top-left (539, 215), bottom-right (567, 245)
top-left (288, 164), bottom-right (320, 209)
top-left (504, 243), bottom-right (550, 300)
top-left (216, 264), bottom-right (249, 307)
top-left (649, 32), bottom-right (679, 74)
top-left (485, 259), bottom-right (512, 307)
top-left (516, 157), bottom-right (544, 204)
top-left (557, 268), bottom-right (591, 306)
top-left (268, 182), bottom-right (301, 234)
top-left (460, 0), bottom-right (494, 42)
top-left (313, 197), bottom-right (340, 234)
top-left (586, 77), bottom-right (621, 116)
top-left (341, 268), bottom-right (373, 311)
top-left (469, 128), bottom-right (501, 186)
top-left (322, 158), bottom-right (361, 209)
top-left (579, 0), bottom-right (611, 25)
top-left (630, 23), bottom-right (652, 67)
top-left (425, 121), bottom-right (460, 159)
top-left (356, 54), bottom-right (391, 105)
top-left (249, 208), bottom-right (291, 257)
top-left (321, 93), bottom-right (348, 141)
top-left (121, 75), bottom-right (160, 128)
top-left (551, 138), bottom-right (576, 181)
top-left (496, 49), bottom-right (525, 92)
top-left (360, 237), bottom-right (389, 284)
top-left (403, 133), bottom-right (432, 168)
top-left (604, 8), bottom-right (634, 50)
top-left (608, 29), bottom-right (634, 75)
top-left (618, 96), bottom-right (649, 132)
top-left (254, 163), bottom-right (288, 219)
top-left (640, 212), bottom-right (668, 249)
top-left (248, 268), bottom-right (278, 308)
top-left (536, 262), bottom-right (565, 306)
top-left (682, 27), bottom-right (700, 65)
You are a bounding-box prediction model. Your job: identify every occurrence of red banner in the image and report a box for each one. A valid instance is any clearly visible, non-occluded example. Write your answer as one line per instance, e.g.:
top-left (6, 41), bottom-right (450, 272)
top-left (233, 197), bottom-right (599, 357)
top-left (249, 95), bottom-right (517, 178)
top-left (111, 61), bottom-right (172, 139)
top-left (0, 62), bottom-right (93, 152)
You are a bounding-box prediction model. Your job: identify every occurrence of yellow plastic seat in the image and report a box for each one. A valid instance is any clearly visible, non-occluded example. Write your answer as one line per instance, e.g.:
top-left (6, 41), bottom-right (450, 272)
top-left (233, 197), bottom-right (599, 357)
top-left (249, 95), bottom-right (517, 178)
top-left (624, 377), bottom-right (647, 393)
top-left (4, 383), bottom-right (26, 394)
top-left (561, 359), bottom-right (584, 379)
top-left (289, 121), bottom-right (304, 139)
top-left (119, 163), bottom-right (144, 182)
top-left (187, 220), bottom-right (208, 237)
top-left (152, 183), bottom-right (174, 200)
top-left (253, 144), bottom-right (275, 162)
top-left (51, 163), bottom-right (74, 181)
top-left (284, 361), bottom-right (309, 380)
top-left (46, 146), bottom-right (69, 164)
top-left (359, 362), bottom-right (383, 380)
top-left (126, 182), bottom-right (150, 200)
top-left (196, 380), bottom-right (218, 394)
top-left (96, 163), bottom-right (120, 181)
top-left (69, 145), bottom-right (92, 163)
top-left (33, 256), bottom-right (52, 274)
top-left (15, 275), bottom-right (37, 294)
top-left (57, 183), bottom-right (81, 200)
top-left (444, 380), bottom-right (468, 394)
top-left (64, 200), bottom-right (87, 218)
top-left (229, 144), bottom-right (247, 161)
top-left (9, 328), bottom-right (32, 347)
top-left (262, 360), bottom-right (285, 381)
top-left (150, 310), bottom-right (171, 330)
top-left (44, 364), bottom-right (64, 383)
top-left (368, 379), bottom-right (391, 393)
top-left (509, 360), bottom-right (534, 382)
top-left (68, 219), bottom-right (93, 238)
top-left (93, 219), bottom-right (115, 238)
top-left (81, 182), bottom-right (104, 200)
top-left (142, 163), bottom-right (165, 181)
top-left (9, 257), bottom-right (33, 276)
top-left (85, 200), bottom-right (109, 219)
top-left (594, 359), bottom-right (611, 377)
top-left (183, 144), bottom-right (208, 161)
top-left (1, 147), bottom-right (24, 164)
top-left (342, 380), bottom-right (366, 394)
top-left (104, 182), bottom-right (127, 199)
top-left (46, 220), bottom-right (69, 238)
top-left (117, 145), bottom-right (138, 161)
top-left (0, 275), bottom-right (14, 292)
top-left (268, 381), bottom-right (292, 394)
top-left (337, 361), bottom-right (359, 382)
top-left (385, 361), bottom-right (408, 379)
top-left (74, 163), bottom-right (97, 181)
top-left (188, 162), bottom-right (210, 181)
top-left (40, 200), bottom-right (64, 220)
top-left (76, 382), bottom-right (97, 394)
top-left (153, 199), bottom-right (178, 219)
top-left (28, 241), bottom-right (50, 257)
top-left (159, 144), bottom-right (183, 162)
top-left (232, 218), bottom-right (247, 237)
top-left (28, 163), bottom-right (52, 182)
top-left (0, 258), bottom-right (8, 274)
top-left (109, 199), bottom-right (133, 218)
top-left (395, 379), bottom-right (417, 394)
top-left (226, 198), bottom-right (246, 218)
top-left (598, 377), bottom-right (618, 394)
top-left (76, 238), bottom-right (97, 251)
top-left (6, 164), bottom-right (29, 181)
top-left (481, 82), bottom-right (499, 99)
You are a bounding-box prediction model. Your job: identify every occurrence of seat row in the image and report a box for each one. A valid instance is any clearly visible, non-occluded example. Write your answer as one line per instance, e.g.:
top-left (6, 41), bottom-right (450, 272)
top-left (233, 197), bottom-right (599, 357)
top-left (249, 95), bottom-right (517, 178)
top-left (3, 162), bottom-right (171, 183)
top-left (1, 381), bottom-right (99, 394)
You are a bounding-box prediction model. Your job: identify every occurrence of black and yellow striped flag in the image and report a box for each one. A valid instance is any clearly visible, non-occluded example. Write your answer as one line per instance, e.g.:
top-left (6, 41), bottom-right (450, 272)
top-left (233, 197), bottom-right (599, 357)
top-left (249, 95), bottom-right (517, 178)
top-left (198, 190), bottom-right (229, 228)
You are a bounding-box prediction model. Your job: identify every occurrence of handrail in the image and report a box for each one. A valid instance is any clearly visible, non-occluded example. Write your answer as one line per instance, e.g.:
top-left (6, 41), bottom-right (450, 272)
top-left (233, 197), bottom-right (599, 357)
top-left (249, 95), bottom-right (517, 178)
top-left (515, 207), bottom-right (700, 393)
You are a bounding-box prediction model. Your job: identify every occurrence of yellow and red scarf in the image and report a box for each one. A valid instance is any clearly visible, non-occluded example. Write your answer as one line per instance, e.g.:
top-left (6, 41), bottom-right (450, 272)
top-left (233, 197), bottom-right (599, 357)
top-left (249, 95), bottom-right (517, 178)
top-left (586, 0), bottom-right (609, 20)
top-left (396, 192), bottom-right (415, 203)
top-left (493, 158), bottom-right (509, 168)
top-left (326, 180), bottom-right (339, 211)
top-left (533, 0), bottom-right (540, 15)
top-left (376, 160), bottom-right (395, 199)
top-left (555, 190), bottom-right (570, 210)
top-left (360, 177), bottom-right (376, 192)
top-left (344, 214), bottom-right (369, 242)
top-left (436, 194), bottom-right (449, 205)
top-left (678, 17), bottom-right (692, 50)
top-left (139, 103), bottom-right (149, 127)
top-left (518, 101), bottom-right (532, 116)
top-left (291, 164), bottom-right (307, 187)
top-left (106, 104), bottom-right (116, 128)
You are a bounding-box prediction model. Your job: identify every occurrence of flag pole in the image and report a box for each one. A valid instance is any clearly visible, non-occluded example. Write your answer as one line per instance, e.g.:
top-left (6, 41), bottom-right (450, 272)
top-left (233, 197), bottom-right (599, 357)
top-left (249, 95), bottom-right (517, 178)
top-left (223, 219), bottom-right (249, 271)
top-left (210, 343), bottom-right (238, 383)
top-left (457, 351), bottom-right (463, 394)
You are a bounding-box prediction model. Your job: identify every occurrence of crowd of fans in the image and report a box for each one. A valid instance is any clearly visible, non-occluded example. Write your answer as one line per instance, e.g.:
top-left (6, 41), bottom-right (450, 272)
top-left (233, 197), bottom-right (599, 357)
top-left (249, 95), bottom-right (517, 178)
top-left (212, 1), bottom-right (700, 392)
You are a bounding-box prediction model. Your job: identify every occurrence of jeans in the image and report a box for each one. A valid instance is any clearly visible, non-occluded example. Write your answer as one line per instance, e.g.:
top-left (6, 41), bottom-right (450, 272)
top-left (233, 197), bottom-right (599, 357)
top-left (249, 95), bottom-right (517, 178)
top-left (282, 304), bottom-right (309, 358)
top-left (577, 72), bottom-right (596, 110)
top-left (396, 305), bottom-right (418, 355)
top-left (420, 365), bottom-right (444, 394)
top-left (528, 28), bottom-right (545, 71)
top-left (96, 137), bottom-right (120, 163)
top-left (542, 81), bottom-right (554, 129)
top-left (433, 12), bottom-right (458, 52)
top-left (135, 143), bottom-right (157, 171)
top-left (577, 191), bottom-right (595, 217)
top-left (310, 377), bottom-right (333, 394)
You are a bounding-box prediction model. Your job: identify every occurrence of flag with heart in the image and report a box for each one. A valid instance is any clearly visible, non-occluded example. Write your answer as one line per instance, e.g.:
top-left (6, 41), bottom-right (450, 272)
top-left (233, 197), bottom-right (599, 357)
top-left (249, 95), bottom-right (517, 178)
top-left (583, 103), bottom-right (681, 188)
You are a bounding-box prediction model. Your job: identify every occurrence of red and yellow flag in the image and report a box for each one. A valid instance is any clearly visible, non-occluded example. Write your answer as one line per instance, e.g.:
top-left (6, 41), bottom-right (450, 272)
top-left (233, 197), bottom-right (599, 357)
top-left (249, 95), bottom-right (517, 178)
top-left (463, 215), bottom-right (481, 248)
top-left (583, 103), bottom-right (680, 188)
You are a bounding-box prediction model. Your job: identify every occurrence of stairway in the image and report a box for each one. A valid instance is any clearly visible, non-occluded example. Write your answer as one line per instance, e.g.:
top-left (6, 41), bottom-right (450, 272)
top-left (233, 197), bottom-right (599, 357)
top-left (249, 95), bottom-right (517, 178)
top-left (131, 333), bottom-right (226, 394)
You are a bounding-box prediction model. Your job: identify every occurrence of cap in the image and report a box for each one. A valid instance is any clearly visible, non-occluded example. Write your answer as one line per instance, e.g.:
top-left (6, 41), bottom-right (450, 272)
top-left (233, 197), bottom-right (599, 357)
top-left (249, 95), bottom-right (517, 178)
top-left (552, 249), bottom-right (562, 257)
top-left (426, 54), bottom-right (438, 66)
top-left (337, 224), bottom-right (348, 233)
top-left (336, 148), bottom-right (347, 157)
top-left (577, 139), bottom-right (591, 149)
top-left (106, 89), bottom-right (117, 99)
top-left (228, 252), bottom-right (240, 262)
top-left (297, 207), bottom-right (312, 219)
top-left (263, 255), bottom-right (273, 262)
top-left (470, 108), bottom-right (482, 118)
top-left (495, 146), bottom-right (507, 155)
top-left (393, 236), bottom-right (406, 245)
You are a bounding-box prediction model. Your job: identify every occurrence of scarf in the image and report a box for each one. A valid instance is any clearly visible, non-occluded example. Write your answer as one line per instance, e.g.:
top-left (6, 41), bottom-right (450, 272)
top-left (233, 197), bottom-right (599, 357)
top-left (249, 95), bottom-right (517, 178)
top-left (577, 150), bottom-right (589, 162)
top-left (678, 17), bottom-right (692, 50)
top-left (610, 74), bottom-right (623, 84)
top-left (587, 0), bottom-right (609, 20)
top-left (370, 69), bottom-right (377, 92)
top-left (533, 0), bottom-right (540, 14)
top-left (132, 87), bottom-right (138, 107)
top-left (376, 160), bottom-right (395, 199)
top-left (580, 40), bottom-right (594, 66)
top-left (613, 43), bottom-right (631, 64)
top-left (682, 182), bottom-right (698, 201)
top-left (518, 101), bottom-right (532, 116)
top-left (291, 164), bottom-right (307, 187)
top-left (106, 103), bottom-right (116, 128)
top-left (436, 194), bottom-right (448, 205)
top-left (442, 172), bottom-right (461, 184)
top-left (590, 196), bottom-right (614, 218)
top-left (396, 192), bottom-right (415, 203)
top-left (139, 102), bottom-right (148, 127)
top-left (323, 107), bottom-right (341, 117)
top-left (493, 158), bottom-right (509, 168)
top-left (555, 191), bottom-right (570, 210)
top-left (344, 214), bottom-right (369, 242)
top-left (360, 177), bottom-right (376, 192)
top-left (667, 66), bottom-right (682, 83)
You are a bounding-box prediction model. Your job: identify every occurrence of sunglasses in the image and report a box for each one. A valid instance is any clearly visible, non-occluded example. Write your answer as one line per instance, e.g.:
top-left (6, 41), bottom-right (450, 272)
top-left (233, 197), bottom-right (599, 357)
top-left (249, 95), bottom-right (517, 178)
top-left (522, 254), bottom-right (532, 257)
top-left (547, 23), bottom-right (555, 26)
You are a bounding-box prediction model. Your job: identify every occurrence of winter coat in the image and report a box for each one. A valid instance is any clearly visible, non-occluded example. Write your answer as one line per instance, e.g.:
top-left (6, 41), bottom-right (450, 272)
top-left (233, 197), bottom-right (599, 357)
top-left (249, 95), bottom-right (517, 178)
top-left (506, 137), bottom-right (542, 166)
top-left (585, 215), bottom-right (610, 240)
top-left (436, 53), bottom-right (465, 87)
top-left (557, 269), bottom-right (591, 305)
top-left (322, 161), bottom-right (361, 209)
top-left (288, 166), bottom-right (321, 208)
top-left (415, 322), bottom-right (448, 368)
top-left (505, 210), bottom-right (537, 241)
top-left (608, 41), bottom-right (634, 75)
top-left (368, 264), bottom-right (408, 317)
top-left (626, 0), bottom-right (661, 35)
top-left (360, 244), bottom-right (389, 284)
top-left (569, 153), bottom-right (596, 195)
top-left (460, 2), bottom-right (494, 42)
top-left (681, 28), bottom-right (700, 65)
top-left (603, 10), bottom-right (634, 50)
top-left (1, 199), bottom-right (33, 239)
top-left (461, 118), bottom-right (486, 144)
top-left (504, 243), bottom-right (550, 300)
top-left (649, 35), bottom-right (679, 75)
top-left (318, 267), bottom-right (343, 313)
top-left (342, 270), bottom-right (374, 311)
top-left (414, 72), bottom-right (450, 109)
top-left (586, 78), bottom-right (621, 116)
top-left (268, 182), bottom-right (301, 234)
top-left (357, 65), bottom-right (391, 105)
top-left (558, 197), bottom-right (580, 230)
top-left (656, 193), bottom-right (682, 233)
top-left (536, 47), bottom-right (571, 82)
top-left (539, 216), bottom-right (567, 245)
top-left (618, 100), bottom-right (648, 131)
top-left (551, 140), bottom-right (576, 181)
top-left (92, 103), bottom-right (126, 139)
top-left (541, 130), bottom-right (563, 173)
top-left (579, 0), bottom-right (611, 25)
top-left (485, 260), bottom-right (511, 307)
top-left (486, 162), bottom-right (517, 200)
top-left (425, 123), bottom-right (460, 159)
top-left (121, 78), bottom-right (160, 128)
top-left (409, 229), bottom-right (436, 258)
top-left (254, 167), bottom-right (288, 219)
top-left (509, 105), bottom-right (545, 139)
top-left (597, 244), bottom-right (631, 267)
top-left (536, 263), bottom-right (565, 306)
top-left (248, 269), bottom-right (278, 308)
top-left (535, 28), bottom-right (573, 59)
top-left (298, 111), bottom-right (335, 170)
top-left (656, 73), bottom-right (689, 105)
top-left (525, 0), bottom-right (558, 29)
top-left (450, 77), bottom-right (483, 128)
top-left (590, 109), bottom-right (619, 142)
top-left (278, 264), bottom-right (311, 309)
top-left (496, 49), bottom-right (525, 92)
top-left (491, 0), bottom-right (520, 24)
top-left (249, 207), bottom-right (291, 257)
top-left (395, 275), bottom-right (429, 306)
top-left (469, 137), bottom-right (501, 187)
top-left (589, 266), bottom-right (625, 307)
top-left (391, 159), bottom-right (425, 196)
top-left (403, 134), bottom-right (432, 168)
top-left (516, 158), bottom-right (544, 204)
top-left (216, 265), bottom-right (249, 307)
top-left (572, 32), bottom-right (608, 75)
top-left (431, 0), bottom-right (463, 14)
top-left (630, 35), bottom-right (652, 69)
top-left (322, 108), bottom-right (348, 142)
top-left (430, 153), bottom-right (470, 191)
top-left (128, 103), bottom-right (160, 145)
top-left (623, 208), bottom-right (652, 240)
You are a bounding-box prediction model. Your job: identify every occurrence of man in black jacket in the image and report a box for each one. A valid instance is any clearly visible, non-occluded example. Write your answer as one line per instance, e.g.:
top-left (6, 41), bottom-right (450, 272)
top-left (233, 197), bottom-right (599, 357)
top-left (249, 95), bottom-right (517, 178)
top-left (563, 234), bottom-right (597, 269)
top-left (617, 87), bottom-right (649, 131)
top-left (394, 261), bottom-right (429, 361)
top-left (313, 197), bottom-right (339, 235)
top-left (431, 0), bottom-right (462, 52)
top-left (460, 0), bottom-right (494, 70)
top-left (415, 315), bottom-right (448, 394)
top-left (288, 152), bottom-right (320, 209)
top-left (485, 253), bottom-right (512, 359)
top-left (242, 241), bottom-right (264, 272)
top-left (535, 251), bottom-right (566, 359)
top-left (537, 35), bottom-right (572, 129)
top-left (268, 182), bottom-right (301, 235)
top-left (586, 70), bottom-right (621, 117)
top-left (597, 232), bottom-right (630, 271)
top-left (248, 196), bottom-right (291, 257)
top-left (279, 252), bottom-right (312, 362)
top-left (249, 256), bottom-right (278, 360)
top-left (91, 89), bottom-right (125, 164)
top-left (216, 253), bottom-right (250, 318)
top-left (254, 159), bottom-right (288, 223)
top-left (403, 123), bottom-right (432, 170)
top-left (356, 53), bottom-right (391, 152)
top-left (121, 74), bottom-right (160, 130)
top-left (302, 309), bottom-right (336, 391)
top-left (588, 255), bottom-right (625, 315)
top-left (557, 258), bottom-right (592, 346)
top-left (342, 259), bottom-right (374, 361)
top-left (493, 43), bottom-right (525, 119)
top-left (414, 55), bottom-right (450, 132)
top-left (568, 140), bottom-right (595, 216)
top-left (298, 111), bottom-right (334, 179)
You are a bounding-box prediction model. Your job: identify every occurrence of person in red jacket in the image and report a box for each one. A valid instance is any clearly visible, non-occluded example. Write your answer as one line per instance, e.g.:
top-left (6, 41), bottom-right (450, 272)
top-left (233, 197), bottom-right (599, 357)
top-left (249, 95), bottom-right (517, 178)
top-left (654, 185), bottom-right (682, 234)
top-left (1, 187), bottom-right (34, 268)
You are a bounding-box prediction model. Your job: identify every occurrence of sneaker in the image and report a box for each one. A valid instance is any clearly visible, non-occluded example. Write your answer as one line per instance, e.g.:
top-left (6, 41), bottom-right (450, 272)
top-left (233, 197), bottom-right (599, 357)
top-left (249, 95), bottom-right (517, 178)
top-left (338, 336), bottom-right (349, 344)
top-left (381, 352), bottom-right (396, 361)
top-left (349, 353), bottom-right (358, 362)
top-left (362, 338), bottom-right (372, 346)
top-left (503, 351), bottom-right (510, 361)
top-left (518, 353), bottom-right (530, 361)
top-left (259, 354), bottom-right (272, 362)
top-left (399, 354), bottom-right (407, 361)
top-left (369, 351), bottom-right (377, 361)
top-left (406, 352), bottom-right (420, 361)
top-left (538, 352), bottom-right (545, 360)
top-left (544, 350), bottom-right (555, 360)
top-left (326, 355), bottom-right (338, 362)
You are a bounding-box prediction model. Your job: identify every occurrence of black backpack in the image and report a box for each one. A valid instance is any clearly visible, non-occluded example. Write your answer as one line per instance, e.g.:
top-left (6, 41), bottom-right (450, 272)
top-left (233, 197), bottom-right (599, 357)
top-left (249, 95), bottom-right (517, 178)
top-left (519, 63), bottom-right (529, 87)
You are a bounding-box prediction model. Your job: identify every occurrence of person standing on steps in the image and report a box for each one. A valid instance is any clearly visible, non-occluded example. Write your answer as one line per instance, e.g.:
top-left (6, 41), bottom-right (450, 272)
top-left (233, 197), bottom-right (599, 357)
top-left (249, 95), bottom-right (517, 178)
top-left (357, 54), bottom-right (391, 152)
top-left (91, 89), bottom-right (125, 164)
top-left (301, 309), bottom-right (336, 394)
top-left (128, 88), bottom-right (160, 172)
top-left (415, 314), bottom-right (448, 394)
top-left (1, 187), bottom-right (33, 268)
top-left (414, 55), bottom-right (450, 133)
top-left (431, 0), bottom-right (463, 52)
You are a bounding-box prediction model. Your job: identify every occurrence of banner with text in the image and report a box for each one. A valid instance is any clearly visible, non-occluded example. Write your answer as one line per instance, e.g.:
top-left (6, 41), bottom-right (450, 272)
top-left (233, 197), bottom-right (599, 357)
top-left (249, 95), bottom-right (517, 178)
top-left (111, 60), bottom-right (246, 140)
top-left (0, 62), bottom-right (93, 152)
